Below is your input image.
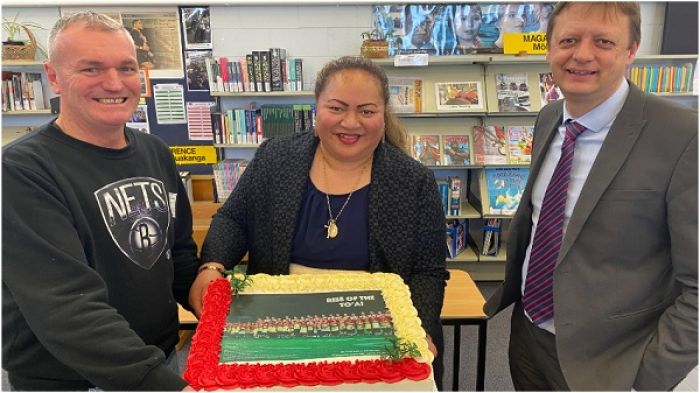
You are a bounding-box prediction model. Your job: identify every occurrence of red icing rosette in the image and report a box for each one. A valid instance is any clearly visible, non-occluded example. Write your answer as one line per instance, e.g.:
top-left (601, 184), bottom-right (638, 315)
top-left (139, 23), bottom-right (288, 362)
top-left (183, 278), bottom-right (433, 389)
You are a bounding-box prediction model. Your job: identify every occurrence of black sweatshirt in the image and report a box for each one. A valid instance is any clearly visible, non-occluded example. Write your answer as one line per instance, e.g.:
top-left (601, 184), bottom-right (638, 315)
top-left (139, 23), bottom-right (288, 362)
top-left (2, 122), bottom-right (199, 390)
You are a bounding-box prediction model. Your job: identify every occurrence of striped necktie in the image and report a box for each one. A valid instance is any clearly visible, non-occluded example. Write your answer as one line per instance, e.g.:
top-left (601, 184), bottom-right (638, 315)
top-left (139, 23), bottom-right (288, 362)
top-left (522, 120), bottom-right (587, 324)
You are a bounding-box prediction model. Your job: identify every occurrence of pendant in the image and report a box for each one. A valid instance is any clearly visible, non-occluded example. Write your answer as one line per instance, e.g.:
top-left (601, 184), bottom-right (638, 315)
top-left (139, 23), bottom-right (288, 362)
top-left (325, 219), bottom-right (338, 239)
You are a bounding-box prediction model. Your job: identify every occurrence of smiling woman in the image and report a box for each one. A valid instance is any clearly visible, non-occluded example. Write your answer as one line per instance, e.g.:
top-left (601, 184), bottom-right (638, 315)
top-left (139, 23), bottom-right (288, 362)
top-left (191, 55), bottom-right (450, 390)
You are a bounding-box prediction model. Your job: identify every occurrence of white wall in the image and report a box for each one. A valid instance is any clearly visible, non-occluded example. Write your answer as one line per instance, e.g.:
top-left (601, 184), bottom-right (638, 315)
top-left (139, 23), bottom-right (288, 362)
top-left (3, 2), bottom-right (668, 90)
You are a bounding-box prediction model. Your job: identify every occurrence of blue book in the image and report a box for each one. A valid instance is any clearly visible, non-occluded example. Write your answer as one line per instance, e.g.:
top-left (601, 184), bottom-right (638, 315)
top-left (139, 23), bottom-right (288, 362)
top-left (484, 167), bottom-right (530, 216)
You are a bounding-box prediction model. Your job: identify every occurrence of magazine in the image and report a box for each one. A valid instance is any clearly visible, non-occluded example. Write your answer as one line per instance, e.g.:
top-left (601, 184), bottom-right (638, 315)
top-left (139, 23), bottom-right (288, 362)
top-left (412, 134), bottom-right (441, 166)
top-left (442, 134), bottom-right (470, 165)
top-left (484, 167), bottom-right (530, 215)
top-left (473, 125), bottom-right (507, 165)
top-left (388, 77), bottom-right (423, 113)
top-left (435, 81), bottom-right (484, 111)
top-left (507, 126), bottom-right (534, 164)
top-left (495, 72), bottom-right (531, 112)
top-left (539, 72), bottom-right (564, 106)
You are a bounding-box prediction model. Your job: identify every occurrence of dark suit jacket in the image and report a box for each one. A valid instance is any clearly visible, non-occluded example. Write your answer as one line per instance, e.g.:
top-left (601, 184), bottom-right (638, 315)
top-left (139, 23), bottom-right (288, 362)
top-left (202, 132), bottom-right (449, 345)
top-left (484, 83), bottom-right (698, 390)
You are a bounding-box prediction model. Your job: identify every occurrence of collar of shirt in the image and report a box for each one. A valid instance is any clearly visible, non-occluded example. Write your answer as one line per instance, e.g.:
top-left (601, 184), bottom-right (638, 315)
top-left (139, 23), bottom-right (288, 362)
top-left (561, 78), bottom-right (630, 136)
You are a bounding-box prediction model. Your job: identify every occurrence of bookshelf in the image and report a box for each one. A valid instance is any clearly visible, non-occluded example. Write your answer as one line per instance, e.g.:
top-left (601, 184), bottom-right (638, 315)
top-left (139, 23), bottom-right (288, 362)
top-left (2, 60), bottom-right (55, 146)
top-left (375, 53), bottom-right (698, 281)
top-left (207, 53), bottom-right (314, 202)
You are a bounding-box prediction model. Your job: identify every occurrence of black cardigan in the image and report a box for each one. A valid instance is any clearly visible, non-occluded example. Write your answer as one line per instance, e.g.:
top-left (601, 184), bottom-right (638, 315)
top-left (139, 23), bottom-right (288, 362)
top-left (202, 131), bottom-right (449, 341)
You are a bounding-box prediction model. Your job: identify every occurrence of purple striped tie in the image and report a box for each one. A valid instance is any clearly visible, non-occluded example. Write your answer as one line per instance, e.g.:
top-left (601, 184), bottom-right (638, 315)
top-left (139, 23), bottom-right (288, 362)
top-left (522, 120), bottom-right (587, 324)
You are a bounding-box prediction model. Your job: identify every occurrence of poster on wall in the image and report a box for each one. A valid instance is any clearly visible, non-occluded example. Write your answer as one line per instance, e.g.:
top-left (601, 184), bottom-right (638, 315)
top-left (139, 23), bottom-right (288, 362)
top-left (181, 7), bottom-right (212, 50)
top-left (154, 83), bottom-right (186, 124)
top-left (127, 103), bottom-right (150, 133)
top-left (186, 101), bottom-right (215, 140)
top-left (121, 11), bottom-right (184, 78)
top-left (62, 7), bottom-right (184, 78)
top-left (372, 3), bottom-right (555, 56)
top-left (185, 51), bottom-right (211, 91)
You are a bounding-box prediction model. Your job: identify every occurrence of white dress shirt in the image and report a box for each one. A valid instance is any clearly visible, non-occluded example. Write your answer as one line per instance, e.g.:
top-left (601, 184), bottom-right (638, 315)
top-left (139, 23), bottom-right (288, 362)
top-left (521, 78), bottom-right (630, 334)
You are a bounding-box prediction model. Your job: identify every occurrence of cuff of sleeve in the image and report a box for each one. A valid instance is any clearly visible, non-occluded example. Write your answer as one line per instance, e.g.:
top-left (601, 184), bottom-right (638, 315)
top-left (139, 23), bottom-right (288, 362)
top-left (132, 364), bottom-right (187, 391)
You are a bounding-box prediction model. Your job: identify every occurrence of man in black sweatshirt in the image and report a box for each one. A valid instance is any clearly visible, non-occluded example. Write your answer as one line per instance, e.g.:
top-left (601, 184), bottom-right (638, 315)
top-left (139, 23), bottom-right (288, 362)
top-left (2, 11), bottom-right (205, 390)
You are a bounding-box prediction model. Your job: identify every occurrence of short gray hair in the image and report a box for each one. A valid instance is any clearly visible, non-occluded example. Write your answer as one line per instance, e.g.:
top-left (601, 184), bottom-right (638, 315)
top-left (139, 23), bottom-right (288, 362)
top-left (49, 11), bottom-right (129, 61)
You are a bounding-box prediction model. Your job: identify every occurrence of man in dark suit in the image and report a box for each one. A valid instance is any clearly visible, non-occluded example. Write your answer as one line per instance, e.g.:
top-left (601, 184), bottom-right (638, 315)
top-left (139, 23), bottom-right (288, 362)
top-left (484, 2), bottom-right (697, 390)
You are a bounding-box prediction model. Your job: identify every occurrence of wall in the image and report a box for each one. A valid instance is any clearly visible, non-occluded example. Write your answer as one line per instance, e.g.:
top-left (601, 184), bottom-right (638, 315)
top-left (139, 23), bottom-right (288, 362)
top-left (1, 2), bottom-right (670, 162)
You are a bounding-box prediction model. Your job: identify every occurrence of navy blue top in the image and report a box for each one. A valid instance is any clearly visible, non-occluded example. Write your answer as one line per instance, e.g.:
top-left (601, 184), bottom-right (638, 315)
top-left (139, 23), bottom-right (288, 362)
top-left (290, 178), bottom-right (370, 270)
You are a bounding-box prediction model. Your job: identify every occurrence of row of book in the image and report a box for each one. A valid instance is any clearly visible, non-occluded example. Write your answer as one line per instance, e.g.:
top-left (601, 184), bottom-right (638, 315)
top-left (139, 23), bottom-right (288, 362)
top-left (445, 218), bottom-right (502, 259)
top-left (210, 104), bottom-right (316, 145)
top-left (1, 71), bottom-right (48, 112)
top-left (438, 176), bottom-right (462, 217)
top-left (212, 159), bottom-right (249, 203)
top-left (206, 49), bottom-right (304, 93)
top-left (627, 63), bottom-right (695, 93)
top-left (411, 125), bottom-right (533, 167)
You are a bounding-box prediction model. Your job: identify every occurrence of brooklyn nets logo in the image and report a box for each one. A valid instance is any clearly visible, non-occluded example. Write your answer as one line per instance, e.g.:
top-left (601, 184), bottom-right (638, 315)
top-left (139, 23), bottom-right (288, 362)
top-left (95, 177), bottom-right (171, 269)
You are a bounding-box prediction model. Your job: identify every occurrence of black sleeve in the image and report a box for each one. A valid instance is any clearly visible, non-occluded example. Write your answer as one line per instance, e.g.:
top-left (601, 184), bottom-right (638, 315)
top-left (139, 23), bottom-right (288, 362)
top-left (405, 169), bottom-right (449, 340)
top-left (2, 158), bottom-right (187, 390)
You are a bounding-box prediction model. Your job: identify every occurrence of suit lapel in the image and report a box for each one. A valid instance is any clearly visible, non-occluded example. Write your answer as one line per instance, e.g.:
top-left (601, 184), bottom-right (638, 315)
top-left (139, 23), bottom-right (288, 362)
top-left (557, 86), bottom-right (647, 265)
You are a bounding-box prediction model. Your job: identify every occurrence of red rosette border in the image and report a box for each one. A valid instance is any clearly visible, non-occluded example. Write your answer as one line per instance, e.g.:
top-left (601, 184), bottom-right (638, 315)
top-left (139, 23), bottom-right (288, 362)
top-left (183, 278), bottom-right (231, 390)
top-left (183, 279), bottom-right (433, 389)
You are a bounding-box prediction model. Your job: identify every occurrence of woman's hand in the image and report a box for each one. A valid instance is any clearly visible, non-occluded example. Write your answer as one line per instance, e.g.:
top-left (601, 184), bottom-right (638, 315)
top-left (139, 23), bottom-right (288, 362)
top-left (188, 262), bottom-right (226, 318)
top-left (425, 334), bottom-right (438, 357)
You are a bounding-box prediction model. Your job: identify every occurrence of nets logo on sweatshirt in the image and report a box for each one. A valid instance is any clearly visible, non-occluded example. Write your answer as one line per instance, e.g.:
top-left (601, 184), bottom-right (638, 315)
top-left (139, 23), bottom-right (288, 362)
top-left (95, 177), bottom-right (172, 269)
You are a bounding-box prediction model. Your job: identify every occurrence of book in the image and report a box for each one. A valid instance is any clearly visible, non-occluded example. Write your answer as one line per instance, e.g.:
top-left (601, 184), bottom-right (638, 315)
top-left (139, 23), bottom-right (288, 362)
top-left (260, 50), bottom-right (272, 92)
top-left (434, 81), bottom-right (484, 111)
top-left (437, 180), bottom-right (449, 215)
top-left (539, 72), bottom-right (563, 106)
top-left (448, 176), bottom-right (461, 216)
top-left (472, 125), bottom-right (507, 165)
top-left (245, 54), bottom-right (256, 92)
top-left (495, 72), bottom-right (531, 112)
top-left (388, 77), bottom-right (423, 113)
top-left (446, 219), bottom-right (467, 259)
top-left (506, 126), bottom-right (534, 164)
top-left (252, 51), bottom-right (264, 92)
top-left (442, 134), bottom-right (470, 166)
top-left (411, 134), bottom-right (441, 166)
top-left (482, 167), bottom-right (530, 216)
top-left (481, 218), bottom-right (501, 256)
top-left (269, 48), bottom-right (283, 92)
top-left (294, 58), bottom-right (303, 91)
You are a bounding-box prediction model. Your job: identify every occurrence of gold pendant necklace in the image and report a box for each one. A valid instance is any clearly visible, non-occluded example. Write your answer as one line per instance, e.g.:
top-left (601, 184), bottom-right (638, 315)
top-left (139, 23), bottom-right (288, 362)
top-left (321, 150), bottom-right (370, 239)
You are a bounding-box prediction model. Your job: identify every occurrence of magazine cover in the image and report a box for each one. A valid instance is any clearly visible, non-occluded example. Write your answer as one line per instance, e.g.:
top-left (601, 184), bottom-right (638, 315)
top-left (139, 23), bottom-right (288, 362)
top-left (442, 134), bottom-right (470, 165)
top-left (539, 72), bottom-right (564, 106)
top-left (473, 125), bottom-right (507, 165)
top-left (507, 126), bottom-right (534, 164)
top-left (388, 77), bottom-right (423, 113)
top-left (495, 72), bottom-right (531, 112)
top-left (181, 7), bottom-right (212, 50)
top-left (412, 134), bottom-right (441, 166)
top-left (435, 81), bottom-right (484, 111)
top-left (484, 167), bottom-right (530, 215)
top-left (446, 219), bottom-right (467, 258)
top-left (185, 51), bottom-right (211, 91)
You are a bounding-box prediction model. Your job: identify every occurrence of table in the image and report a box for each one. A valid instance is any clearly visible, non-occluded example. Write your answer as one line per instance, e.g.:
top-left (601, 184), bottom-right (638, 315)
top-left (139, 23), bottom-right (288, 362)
top-left (178, 268), bottom-right (488, 391)
top-left (441, 269), bottom-right (488, 391)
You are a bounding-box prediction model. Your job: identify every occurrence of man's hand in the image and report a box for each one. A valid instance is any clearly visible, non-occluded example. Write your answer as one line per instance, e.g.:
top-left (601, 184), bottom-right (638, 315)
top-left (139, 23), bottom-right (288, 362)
top-left (188, 262), bottom-right (226, 318)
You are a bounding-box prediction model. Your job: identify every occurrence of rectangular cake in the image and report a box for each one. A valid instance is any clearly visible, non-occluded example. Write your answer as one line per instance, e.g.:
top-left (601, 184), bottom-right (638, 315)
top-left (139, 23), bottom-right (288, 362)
top-left (184, 272), bottom-right (435, 390)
